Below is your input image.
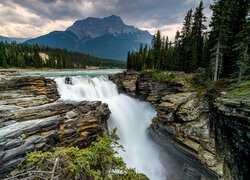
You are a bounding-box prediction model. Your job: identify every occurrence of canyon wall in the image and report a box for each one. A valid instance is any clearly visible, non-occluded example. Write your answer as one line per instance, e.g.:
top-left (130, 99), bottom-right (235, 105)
top-left (109, 71), bottom-right (249, 180)
top-left (0, 74), bottom-right (111, 178)
top-left (214, 97), bottom-right (250, 180)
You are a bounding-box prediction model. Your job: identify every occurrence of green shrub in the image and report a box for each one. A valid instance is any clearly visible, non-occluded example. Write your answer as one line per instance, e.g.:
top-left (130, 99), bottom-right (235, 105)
top-left (152, 70), bottom-right (176, 82)
top-left (194, 67), bottom-right (206, 77)
top-left (13, 129), bottom-right (148, 180)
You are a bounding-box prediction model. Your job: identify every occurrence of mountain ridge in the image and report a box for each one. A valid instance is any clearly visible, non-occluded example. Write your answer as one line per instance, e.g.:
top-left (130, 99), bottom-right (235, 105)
top-left (26, 15), bottom-right (152, 61)
top-left (0, 35), bottom-right (30, 43)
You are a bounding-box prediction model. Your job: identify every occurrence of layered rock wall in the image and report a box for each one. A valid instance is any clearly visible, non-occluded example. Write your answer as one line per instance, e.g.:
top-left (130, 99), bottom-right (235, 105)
top-left (109, 71), bottom-right (248, 179)
top-left (214, 97), bottom-right (250, 180)
top-left (0, 74), bottom-right (111, 178)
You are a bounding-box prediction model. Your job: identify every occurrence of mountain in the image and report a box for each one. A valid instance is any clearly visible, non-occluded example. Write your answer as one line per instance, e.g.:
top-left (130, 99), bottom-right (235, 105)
top-left (0, 35), bottom-right (30, 43)
top-left (26, 15), bottom-right (152, 61)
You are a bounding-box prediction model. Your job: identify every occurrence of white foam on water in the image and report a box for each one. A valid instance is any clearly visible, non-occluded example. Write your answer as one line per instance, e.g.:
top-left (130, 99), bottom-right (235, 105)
top-left (55, 75), bottom-right (167, 180)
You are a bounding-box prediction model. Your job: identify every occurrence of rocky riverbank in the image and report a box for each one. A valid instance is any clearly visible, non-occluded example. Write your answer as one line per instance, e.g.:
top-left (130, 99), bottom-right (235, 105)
top-left (0, 72), bottom-right (111, 178)
top-left (109, 71), bottom-right (250, 180)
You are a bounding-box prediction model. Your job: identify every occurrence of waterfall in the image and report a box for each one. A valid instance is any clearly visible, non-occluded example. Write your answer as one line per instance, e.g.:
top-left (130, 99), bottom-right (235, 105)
top-left (55, 75), bottom-right (167, 180)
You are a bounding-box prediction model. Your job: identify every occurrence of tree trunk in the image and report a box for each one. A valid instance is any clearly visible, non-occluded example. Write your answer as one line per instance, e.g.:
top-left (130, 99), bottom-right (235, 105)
top-left (237, 67), bottom-right (242, 84)
top-left (213, 41), bottom-right (220, 81)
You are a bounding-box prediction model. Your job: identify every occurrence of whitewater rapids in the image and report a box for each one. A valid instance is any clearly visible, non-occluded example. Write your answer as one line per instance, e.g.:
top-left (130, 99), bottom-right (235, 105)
top-left (55, 75), bottom-right (167, 180)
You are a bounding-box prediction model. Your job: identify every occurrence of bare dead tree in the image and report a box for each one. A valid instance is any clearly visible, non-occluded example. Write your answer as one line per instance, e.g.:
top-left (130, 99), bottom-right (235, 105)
top-left (211, 40), bottom-right (223, 81)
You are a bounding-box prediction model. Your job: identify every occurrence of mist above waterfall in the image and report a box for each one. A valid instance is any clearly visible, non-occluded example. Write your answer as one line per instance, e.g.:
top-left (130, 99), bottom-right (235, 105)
top-left (55, 75), bottom-right (168, 180)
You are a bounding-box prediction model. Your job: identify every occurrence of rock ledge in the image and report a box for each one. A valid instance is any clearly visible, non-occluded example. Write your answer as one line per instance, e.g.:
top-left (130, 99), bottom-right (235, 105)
top-left (0, 74), bottom-right (111, 178)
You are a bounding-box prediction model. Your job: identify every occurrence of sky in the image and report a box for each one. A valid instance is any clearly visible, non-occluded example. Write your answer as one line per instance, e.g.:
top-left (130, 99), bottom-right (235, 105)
top-left (0, 0), bottom-right (213, 40)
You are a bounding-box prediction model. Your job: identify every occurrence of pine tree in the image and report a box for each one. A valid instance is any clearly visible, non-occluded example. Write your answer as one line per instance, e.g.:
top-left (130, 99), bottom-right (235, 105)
top-left (181, 9), bottom-right (193, 72)
top-left (17, 53), bottom-right (26, 67)
top-left (9, 48), bottom-right (16, 67)
top-left (209, 0), bottom-right (226, 79)
top-left (182, 9), bottom-right (193, 37)
top-left (57, 56), bottom-right (63, 69)
top-left (173, 31), bottom-right (182, 70)
top-left (127, 51), bottom-right (131, 69)
top-left (234, 13), bottom-right (250, 83)
top-left (209, 0), bottom-right (249, 77)
top-left (125, 0), bottom-right (249, 79)
top-left (33, 48), bottom-right (41, 68)
top-left (191, 1), bottom-right (207, 71)
top-left (130, 52), bottom-right (135, 70)
top-left (0, 52), bottom-right (7, 68)
top-left (160, 36), bottom-right (167, 70)
top-left (152, 30), bottom-right (162, 69)
top-left (146, 49), bottom-right (153, 69)
top-left (142, 44), bottom-right (148, 70)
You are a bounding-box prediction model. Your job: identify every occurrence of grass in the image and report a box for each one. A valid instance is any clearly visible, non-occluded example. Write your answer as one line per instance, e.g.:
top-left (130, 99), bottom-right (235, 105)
top-left (151, 70), bottom-right (176, 82)
top-left (225, 81), bottom-right (250, 99)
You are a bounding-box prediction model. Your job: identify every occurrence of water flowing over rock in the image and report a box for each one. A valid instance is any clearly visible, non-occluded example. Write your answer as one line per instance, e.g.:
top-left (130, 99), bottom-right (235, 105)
top-left (110, 71), bottom-right (249, 179)
top-left (0, 73), bottom-right (110, 178)
top-left (54, 75), bottom-right (169, 180)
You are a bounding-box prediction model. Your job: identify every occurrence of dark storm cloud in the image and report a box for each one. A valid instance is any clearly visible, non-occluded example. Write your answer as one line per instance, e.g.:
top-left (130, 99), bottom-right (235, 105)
top-left (0, 0), bottom-right (213, 38)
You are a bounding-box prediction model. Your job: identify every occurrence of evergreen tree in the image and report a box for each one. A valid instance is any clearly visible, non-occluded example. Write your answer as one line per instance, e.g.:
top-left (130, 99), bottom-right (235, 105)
top-left (152, 30), bottom-right (162, 69)
top-left (234, 11), bottom-right (250, 83)
top-left (181, 9), bottom-right (193, 72)
top-left (127, 51), bottom-right (131, 69)
top-left (0, 42), bottom-right (124, 69)
top-left (172, 31), bottom-right (182, 71)
top-left (17, 53), bottom-right (26, 67)
top-left (0, 51), bottom-right (7, 68)
top-left (142, 44), bottom-right (148, 69)
top-left (56, 55), bottom-right (63, 69)
top-left (191, 1), bottom-right (207, 70)
top-left (160, 36), bottom-right (167, 70)
top-left (9, 48), bottom-right (16, 67)
top-left (146, 49), bottom-right (153, 69)
top-left (33, 47), bottom-right (41, 68)
top-left (125, 0), bottom-right (249, 81)
top-left (209, 0), bottom-right (249, 78)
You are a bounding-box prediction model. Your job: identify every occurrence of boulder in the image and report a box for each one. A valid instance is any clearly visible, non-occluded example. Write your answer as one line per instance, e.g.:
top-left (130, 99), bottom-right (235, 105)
top-left (65, 76), bottom-right (73, 85)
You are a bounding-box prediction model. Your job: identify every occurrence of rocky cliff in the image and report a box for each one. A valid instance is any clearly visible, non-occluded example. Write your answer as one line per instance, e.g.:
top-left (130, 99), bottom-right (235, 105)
top-left (214, 96), bottom-right (250, 180)
top-left (0, 72), bottom-right (111, 178)
top-left (109, 71), bottom-right (249, 180)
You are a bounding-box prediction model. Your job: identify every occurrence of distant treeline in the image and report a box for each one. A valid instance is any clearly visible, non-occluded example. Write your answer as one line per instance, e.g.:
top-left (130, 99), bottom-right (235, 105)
top-left (127, 0), bottom-right (249, 82)
top-left (0, 42), bottom-right (125, 69)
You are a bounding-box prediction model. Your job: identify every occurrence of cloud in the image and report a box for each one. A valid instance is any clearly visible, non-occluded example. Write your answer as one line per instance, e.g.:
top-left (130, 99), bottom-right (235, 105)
top-left (141, 23), bottom-right (183, 41)
top-left (0, 20), bottom-right (74, 38)
top-left (0, 0), bottom-right (213, 39)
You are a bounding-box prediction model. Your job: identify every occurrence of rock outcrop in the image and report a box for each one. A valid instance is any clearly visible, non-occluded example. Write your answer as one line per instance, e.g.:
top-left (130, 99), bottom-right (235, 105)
top-left (109, 71), bottom-right (233, 179)
top-left (109, 71), bottom-right (139, 97)
top-left (0, 73), bottom-right (111, 178)
top-left (214, 96), bottom-right (250, 180)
